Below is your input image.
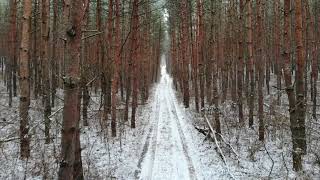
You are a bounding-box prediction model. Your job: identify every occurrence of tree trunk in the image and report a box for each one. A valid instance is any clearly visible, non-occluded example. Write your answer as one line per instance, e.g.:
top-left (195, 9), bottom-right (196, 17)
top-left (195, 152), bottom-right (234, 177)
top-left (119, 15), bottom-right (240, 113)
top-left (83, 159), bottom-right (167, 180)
top-left (247, 0), bottom-right (254, 128)
top-left (305, 0), bottom-right (318, 120)
top-left (237, 0), bottom-right (244, 124)
top-left (106, 1), bottom-right (113, 121)
top-left (274, 0), bottom-right (282, 105)
top-left (111, 0), bottom-right (121, 136)
top-left (181, 0), bottom-right (190, 108)
top-left (8, 0), bottom-right (17, 107)
top-left (81, 0), bottom-right (90, 127)
top-left (58, 0), bottom-right (84, 178)
top-left (73, 79), bottom-right (84, 180)
top-left (32, 0), bottom-right (39, 99)
top-left (283, 0), bottom-right (307, 171)
top-left (197, 0), bottom-right (205, 110)
top-left (103, 0), bottom-right (113, 131)
top-left (130, 0), bottom-right (139, 129)
top-left (19, 0), bottom-right (32, 159)
top-left (213, 11), bottom-right (221, 139)
top-left (293, 0), bottom-right (307, 168)
top-left (51, 0), bottom-right (58, 107)
top-left (41, 0), bottom-right (51, 144)
top-left (256, 0), bottom-right (265, 141)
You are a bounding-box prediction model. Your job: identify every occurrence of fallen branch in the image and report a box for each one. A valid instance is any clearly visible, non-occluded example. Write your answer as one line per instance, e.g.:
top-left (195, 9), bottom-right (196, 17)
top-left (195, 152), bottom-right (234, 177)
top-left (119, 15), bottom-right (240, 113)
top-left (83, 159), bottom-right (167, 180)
top-left (194, 126), bottom-right (209, 136)
top-left (48, 106), bottom-right (63, 119)
top-left (0, 137), bottom-right (19, 143)
top-left (85, 75), bottom-right (98, 87)
top-left (203, 115), bottom-right (236, 180)
top-left (218, 133), bottom-right (240, 159)
top-left (194, 126), bottom-right (213, 142)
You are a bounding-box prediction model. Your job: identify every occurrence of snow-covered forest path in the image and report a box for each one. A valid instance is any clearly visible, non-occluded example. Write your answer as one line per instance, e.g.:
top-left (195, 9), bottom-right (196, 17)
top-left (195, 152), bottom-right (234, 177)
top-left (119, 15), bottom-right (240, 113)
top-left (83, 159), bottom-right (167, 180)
top-left (135, 56), bottom-right (200, 180)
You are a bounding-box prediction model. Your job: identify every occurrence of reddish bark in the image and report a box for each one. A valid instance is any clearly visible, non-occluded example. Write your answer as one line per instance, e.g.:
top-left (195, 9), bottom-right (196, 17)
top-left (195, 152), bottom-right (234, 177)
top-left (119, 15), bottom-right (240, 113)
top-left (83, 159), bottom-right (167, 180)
top-left (58, 0), bottom-right (84, 178)
top-left (111, 0), bottom-right (121, 136)
top-left (282, 0), bottom-right (307, 171)
top-left (256, 0), bottom-right (264, 141)
top-left (294, 0), bottom-right (307, 167)
top-left (41, 0), bottom-right (51, 144)
top-left (130, 0), bottom-right (140, 128)
top-left (81, 0), bottom-right (90, 127)
top-left (274, 0), bottom-right (282, 105)
top-left (19, 0), bottom-right (32, 159)
top-left (181, 0), bottom-right (189, 108)
top-left (197, 0), bottom-right (205, 110)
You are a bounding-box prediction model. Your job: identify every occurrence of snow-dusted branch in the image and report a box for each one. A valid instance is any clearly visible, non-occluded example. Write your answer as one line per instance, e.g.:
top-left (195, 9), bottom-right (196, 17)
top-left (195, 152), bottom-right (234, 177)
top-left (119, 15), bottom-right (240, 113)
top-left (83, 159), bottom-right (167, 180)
top-left (203, 115), bottom-right (236, 180)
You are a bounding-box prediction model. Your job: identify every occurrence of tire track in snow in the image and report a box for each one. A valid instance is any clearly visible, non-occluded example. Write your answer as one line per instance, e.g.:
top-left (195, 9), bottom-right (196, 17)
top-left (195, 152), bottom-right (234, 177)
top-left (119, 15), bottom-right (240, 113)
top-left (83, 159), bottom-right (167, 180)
top-left (134, 86), bottom-right (161, 179)
top-left (152, 100), bottom-right (175, 179)
top-left (166, 89), bottom-right (197, 180)
top-left (136, 61), bottom-right (198, 179)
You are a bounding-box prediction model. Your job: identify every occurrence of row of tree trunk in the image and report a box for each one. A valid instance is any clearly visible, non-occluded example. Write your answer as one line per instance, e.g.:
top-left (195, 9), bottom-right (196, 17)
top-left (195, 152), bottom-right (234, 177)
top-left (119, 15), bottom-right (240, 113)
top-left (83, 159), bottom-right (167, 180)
top-left (167, 0), bottom-right (319, 171)
top-left (0, 0), bottom-right (163, 179)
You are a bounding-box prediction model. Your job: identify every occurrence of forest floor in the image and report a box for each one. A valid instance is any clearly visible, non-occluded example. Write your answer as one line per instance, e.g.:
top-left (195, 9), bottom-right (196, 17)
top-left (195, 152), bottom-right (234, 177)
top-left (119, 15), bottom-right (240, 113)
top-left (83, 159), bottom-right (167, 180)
top-left (79, 58), bottom-right (234, 179)
top-left (1, 57), bottom-right (320, 179)
top-left (79, 56), bottom-right (320, 179)
top-left (136, 63), bottom-right (201, 179)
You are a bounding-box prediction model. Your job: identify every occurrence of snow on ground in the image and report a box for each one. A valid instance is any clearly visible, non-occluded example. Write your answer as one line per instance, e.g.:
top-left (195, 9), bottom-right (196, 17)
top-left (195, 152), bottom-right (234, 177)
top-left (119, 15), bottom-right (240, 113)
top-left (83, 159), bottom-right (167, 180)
top-left (183, 74), bottom-right (320, 179)
top-left (138, 57), bottom-right (201, 180)
top-left (1, 56), bottom-right (320, 179)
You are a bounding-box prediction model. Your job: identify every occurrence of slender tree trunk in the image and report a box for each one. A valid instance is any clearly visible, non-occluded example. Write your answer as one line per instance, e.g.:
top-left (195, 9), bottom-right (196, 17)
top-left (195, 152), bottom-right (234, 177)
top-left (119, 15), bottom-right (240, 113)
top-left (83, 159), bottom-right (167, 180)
top-left (124, 73), bottom-right (131, 122)
top-left (192, 30), bottom-right (199, 112)
top-left (12, 1), bottom-right (17, 98)
top-left (41, 0), bottom-right (51, 144)
top-left (181, 0), bottom-right (189, 108)
top-left (213, 10), bottom-right (221, 138)
top-left (19, 0), bottom-right (32, 159)
top-left (302, 0), bottom-right (308, 100)
top-left (282, 0), bottom-right (307, 171)
top-left (105, 0), bottom-right (113, 122)
top-left (192, 2), bottom-right (199, 113)
top-left (81, 1), bottom-right (90, 127)
top-left (294, 0), bottom-right (307, 161)
top-left (51, 0), bottom-right (58, 107)
top-left (111, 0), bottom-right (121, 136)
top-left (58, 0), bottom-right (84, 178)
top-left (206, 6), bottom-right (213, 105)
top-left (283, 0), bottom-right (299, 171)
top-left (170, 23), bottom-right (177, 90)
top-left (8, 0), bottom-right (17, 107)
top-left (274, 0), bottom-right (282, 105)
top-left (305, 0), bottom-right (318, 120)
top-left (214, 54), bottom-right (221, 138)
top-left (103, 0), bottom-right (113, 129)
top-left (197, 0), bottom-right (205, 110)
top-left (247, 0), bottom-right (254, 128)
top-left (143, 3), bottom-right (151, 101)
top-left (130, 0), bottom-right (139, 129)
top-left (73, 109), bottom-right (84, 180)
top-left (256, 0), bottom-right (265, 141)
top-left (32, 0), bottom-right (39, 99)
top-left (120, 1), bottom-right (126, 102)
top-left (238, 0), bottom-right (244, 124)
